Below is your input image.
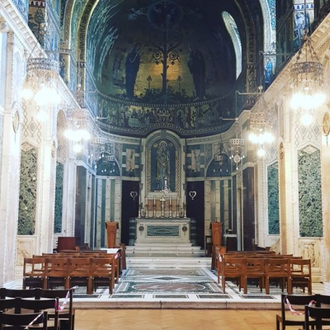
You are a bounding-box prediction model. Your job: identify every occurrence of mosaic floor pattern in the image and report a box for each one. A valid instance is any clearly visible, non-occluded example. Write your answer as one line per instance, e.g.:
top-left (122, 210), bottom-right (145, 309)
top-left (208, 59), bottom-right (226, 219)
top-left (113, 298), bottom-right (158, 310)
top-left (13, 266), bottom-right (324, 309)
top-left (70, 267), bottom-right (287, 309)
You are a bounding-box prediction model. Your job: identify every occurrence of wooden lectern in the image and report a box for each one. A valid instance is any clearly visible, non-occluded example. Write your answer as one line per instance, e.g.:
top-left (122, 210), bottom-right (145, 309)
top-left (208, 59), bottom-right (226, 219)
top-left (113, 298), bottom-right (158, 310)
top-left (211, 222), bottom-right (222, 270)
top-left (105, 221), bottom-right (119, 248)
top-left (211, 222), bottom-right (222, 247)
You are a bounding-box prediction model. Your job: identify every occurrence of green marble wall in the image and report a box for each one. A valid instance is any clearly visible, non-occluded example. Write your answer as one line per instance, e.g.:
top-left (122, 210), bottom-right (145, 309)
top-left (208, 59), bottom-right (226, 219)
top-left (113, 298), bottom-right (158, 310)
top-left (267, 162), bottom-right (279, 235)
top-left (54, 162), bottom-right (64, 233)
top-left (298, 147), bottom-right (323, 237)
top-left (18, 148), bottom-right (38, 235)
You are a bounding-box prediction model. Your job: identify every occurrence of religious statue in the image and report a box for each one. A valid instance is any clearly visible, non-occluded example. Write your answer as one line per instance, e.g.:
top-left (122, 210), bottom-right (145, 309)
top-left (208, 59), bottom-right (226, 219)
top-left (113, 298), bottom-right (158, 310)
top-left (156, 141), bottom-right (170, 190)
top-left (188, 45), bottom-right (206, 100)
top-left (125, 42), bottom-right (142, 99)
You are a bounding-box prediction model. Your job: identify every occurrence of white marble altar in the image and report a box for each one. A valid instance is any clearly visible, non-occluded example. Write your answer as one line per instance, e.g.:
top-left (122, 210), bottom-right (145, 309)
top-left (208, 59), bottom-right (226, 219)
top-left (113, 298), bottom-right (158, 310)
top-left (135, 218), bottom-right (191, 244)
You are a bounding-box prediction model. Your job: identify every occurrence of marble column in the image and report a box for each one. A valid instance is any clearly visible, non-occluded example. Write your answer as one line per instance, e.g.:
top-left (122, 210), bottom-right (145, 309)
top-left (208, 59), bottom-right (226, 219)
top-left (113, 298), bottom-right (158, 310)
top-left (0, 30), bottom-right (23, 286)
top-left (279, 141), bottom-right (295, 255)
top-left (321, 118), bottom-right (330, 292)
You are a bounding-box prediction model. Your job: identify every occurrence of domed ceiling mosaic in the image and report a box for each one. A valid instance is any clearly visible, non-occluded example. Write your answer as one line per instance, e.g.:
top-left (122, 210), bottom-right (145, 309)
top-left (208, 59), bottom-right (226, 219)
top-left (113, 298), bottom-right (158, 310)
top-left (71, 0), bottom-right (264, 137)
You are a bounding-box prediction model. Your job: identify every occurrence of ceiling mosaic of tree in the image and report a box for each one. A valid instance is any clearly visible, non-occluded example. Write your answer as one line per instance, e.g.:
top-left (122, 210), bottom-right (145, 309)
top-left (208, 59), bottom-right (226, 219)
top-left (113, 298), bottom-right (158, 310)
top-left (67, 0), bottom-right (264, 136)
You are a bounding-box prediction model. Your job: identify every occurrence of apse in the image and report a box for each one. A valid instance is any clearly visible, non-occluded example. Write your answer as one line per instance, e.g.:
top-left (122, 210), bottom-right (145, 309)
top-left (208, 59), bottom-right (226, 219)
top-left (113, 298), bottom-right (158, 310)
top-left (84, 0), bottom-right (262, 137)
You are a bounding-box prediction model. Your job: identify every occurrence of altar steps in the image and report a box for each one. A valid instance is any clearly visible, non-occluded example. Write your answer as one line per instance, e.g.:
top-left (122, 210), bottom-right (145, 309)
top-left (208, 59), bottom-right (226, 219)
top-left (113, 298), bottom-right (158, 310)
top-left (126, 244), bottom-right (211, 268)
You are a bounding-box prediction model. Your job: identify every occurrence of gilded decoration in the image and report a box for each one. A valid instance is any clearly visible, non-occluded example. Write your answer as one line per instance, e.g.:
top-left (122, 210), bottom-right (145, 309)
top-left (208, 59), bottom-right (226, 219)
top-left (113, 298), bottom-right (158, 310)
top-left (77, 0), bottom-right (264, 136)
top-left (279, 142), bottom-right (284, 160)
top-left (322, 112), bottom-right (330, 137)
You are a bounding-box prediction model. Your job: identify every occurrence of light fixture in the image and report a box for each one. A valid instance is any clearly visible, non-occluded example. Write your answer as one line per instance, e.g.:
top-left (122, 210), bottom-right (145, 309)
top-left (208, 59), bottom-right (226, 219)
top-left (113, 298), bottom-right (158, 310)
top-left (22, 57), bottom-right (61, 107)
top-left (290, 31), bottom-right (325, 126)
top-left (64, 108), bottom-right (92, 154)
top-left (214, 134), bottom-right (225, 162)
top-left (73, 143), bottom-right (83, 153)
top-left (229, 137), bottom-right (245, 170)
top-left (248, 88), bottom-right (274, 158)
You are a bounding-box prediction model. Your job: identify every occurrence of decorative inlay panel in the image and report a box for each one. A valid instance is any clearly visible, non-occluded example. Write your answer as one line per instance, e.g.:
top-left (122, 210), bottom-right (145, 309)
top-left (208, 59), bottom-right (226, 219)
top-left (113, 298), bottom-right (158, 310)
top-left (147, 225), bottom-right (180, 237)
top-left (267, 162), bottom-right (279, 235)
top-left (298, 146), bottom-right (322, 237)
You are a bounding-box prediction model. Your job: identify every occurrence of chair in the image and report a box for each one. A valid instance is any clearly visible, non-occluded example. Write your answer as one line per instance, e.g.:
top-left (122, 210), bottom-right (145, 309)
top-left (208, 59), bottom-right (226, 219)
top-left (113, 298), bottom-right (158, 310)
top-left (91, 257), bottom-right (115, 294)
top-left (265, 257), bottom-right (291, 294)
top-left (68, 258), bottom-right (92, 294)
top-left (242, 257), bottom-right (266, 294)
top-left (0, 310), bottom-right (48, 329)
top-left (23, 257), bottom-right (46, 289)
top-left (315, 294), bottom-right (330, 307)
top-left (17, 297), bottom-right (59, 330)
top-left (0, 288), bottom-right (40, 299)
top-left (289, 258), bottom-right (312, 294)
top-left (40, 288), bottom-right (75, 330)
top-left (219, 256), bottom-right (244, 293)
top-left (0, 298), bottom-right (16, 312)
top-left (305, 306), bottom-right (330, 330)
top-left (276, 293), bottom-right (318, 330)
top-left (44, 257), bottom-right (70, 290)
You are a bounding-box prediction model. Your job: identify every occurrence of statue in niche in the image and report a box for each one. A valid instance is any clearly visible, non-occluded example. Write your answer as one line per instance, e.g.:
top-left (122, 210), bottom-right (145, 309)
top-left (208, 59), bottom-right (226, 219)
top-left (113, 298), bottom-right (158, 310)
top-left (156, 141), bottom-right (171, 190)
top-left (125, 42), bottom-right (142, 99)
top-left (188, 45), bottom-right (206, 100)
top-left (126, 149), bottom-right (135, 172)
top-left (191, 149), bottom-right (201, 172)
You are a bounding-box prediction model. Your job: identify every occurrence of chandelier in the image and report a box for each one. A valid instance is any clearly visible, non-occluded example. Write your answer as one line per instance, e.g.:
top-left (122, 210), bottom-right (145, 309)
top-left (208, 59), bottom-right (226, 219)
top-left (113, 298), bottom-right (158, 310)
top-left (229, 137), bottom-right (245, 170)
top-left (22, 57), bottom-right (61, 120)
top-left (290, 32), bottom-right (325, 126)
top-left (248, 105), bottom-right (274, 158)
top-left (64, 108), bottom-right (91, 153)
top-left (244, 86), bottom-right (274, 158)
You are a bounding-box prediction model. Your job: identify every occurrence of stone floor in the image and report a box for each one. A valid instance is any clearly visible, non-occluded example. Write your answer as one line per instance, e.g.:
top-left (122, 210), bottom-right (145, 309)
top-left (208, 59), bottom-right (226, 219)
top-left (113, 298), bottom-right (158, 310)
top-left (70, 267), bottom-right (325, 309)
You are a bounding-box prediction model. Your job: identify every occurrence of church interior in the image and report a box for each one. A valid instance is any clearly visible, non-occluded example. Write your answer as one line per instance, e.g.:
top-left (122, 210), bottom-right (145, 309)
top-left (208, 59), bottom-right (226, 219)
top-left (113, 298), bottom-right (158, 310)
top-left (1, 0), bottom-right (330, 328)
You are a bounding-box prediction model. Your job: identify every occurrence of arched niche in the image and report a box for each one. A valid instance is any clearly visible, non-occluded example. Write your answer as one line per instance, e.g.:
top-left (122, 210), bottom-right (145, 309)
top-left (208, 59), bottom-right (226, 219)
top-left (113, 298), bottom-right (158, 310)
top-left (145, 130), bottom-right (182, 195)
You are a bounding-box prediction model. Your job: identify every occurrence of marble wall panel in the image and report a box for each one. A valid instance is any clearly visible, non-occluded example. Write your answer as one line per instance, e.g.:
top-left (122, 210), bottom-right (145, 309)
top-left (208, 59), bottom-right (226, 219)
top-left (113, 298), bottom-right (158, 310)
top-left (267, 162), bottom-right (279, 234)
top-left (298, 147), bottom-right (322, 237)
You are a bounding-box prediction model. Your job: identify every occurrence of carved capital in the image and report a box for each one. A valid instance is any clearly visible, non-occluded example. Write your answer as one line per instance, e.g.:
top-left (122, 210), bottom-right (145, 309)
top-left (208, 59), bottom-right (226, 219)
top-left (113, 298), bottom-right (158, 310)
top-left (0, 20), bottom-right (10, 33)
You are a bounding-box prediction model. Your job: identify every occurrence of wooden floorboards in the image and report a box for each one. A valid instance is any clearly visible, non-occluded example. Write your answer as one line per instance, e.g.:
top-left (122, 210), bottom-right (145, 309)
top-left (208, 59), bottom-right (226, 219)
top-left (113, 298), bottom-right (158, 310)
top-left (75, 309), bottom-right (292, 330)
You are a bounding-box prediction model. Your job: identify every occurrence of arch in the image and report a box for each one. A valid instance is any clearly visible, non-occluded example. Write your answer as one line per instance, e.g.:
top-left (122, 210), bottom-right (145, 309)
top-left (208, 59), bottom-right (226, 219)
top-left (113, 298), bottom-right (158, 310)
top-left (206, 153), bottom-right (231, 177)
top-left (222, 11), bottom-right (242, 78)
top-left (145, 130), bottom-right (181, 194)
top-left (96, 151), bottom-right (120, 176)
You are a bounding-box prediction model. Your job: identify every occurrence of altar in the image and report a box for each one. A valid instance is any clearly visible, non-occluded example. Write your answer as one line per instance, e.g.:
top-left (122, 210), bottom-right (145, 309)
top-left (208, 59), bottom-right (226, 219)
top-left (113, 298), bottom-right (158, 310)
top-left (134, 218), bottom-right (191, 244)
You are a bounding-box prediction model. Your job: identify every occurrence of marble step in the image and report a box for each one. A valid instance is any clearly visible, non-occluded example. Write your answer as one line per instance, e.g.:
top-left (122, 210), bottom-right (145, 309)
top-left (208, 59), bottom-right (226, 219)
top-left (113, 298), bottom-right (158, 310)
top-left (126, 244), bottom-right (205, 257)
top-left (126, 256), bottom-right (211, 268)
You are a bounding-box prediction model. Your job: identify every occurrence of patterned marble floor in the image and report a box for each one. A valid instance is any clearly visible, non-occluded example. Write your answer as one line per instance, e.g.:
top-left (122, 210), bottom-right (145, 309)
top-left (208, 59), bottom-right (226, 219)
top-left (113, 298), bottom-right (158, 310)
top-left (12, 266), bottom-right (325, 309)
top-left (71, 267), bottom-right (317, 309)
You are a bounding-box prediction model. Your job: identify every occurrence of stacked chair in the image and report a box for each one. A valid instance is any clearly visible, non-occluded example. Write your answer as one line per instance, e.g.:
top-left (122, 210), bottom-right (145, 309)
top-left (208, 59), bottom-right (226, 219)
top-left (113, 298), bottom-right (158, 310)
top-left (0, 287), bottom-right (75, 330)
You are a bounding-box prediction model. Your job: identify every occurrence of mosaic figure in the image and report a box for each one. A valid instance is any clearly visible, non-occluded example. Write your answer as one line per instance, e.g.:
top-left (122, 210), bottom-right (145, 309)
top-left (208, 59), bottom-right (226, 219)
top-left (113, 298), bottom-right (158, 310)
top-left (125, 42), bottom-right (142, 99)
top-left (156, 141), bottom-right (170, 190)
top-left (188, 46), bottom-right (206, 100)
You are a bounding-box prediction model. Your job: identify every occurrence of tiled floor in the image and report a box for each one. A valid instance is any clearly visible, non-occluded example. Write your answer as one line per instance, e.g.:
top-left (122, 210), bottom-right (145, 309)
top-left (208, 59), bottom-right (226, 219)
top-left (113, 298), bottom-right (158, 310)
top-left (70, 267), bottom-right (326, 310)
top-left (11, 263), bottom-right (326, 310)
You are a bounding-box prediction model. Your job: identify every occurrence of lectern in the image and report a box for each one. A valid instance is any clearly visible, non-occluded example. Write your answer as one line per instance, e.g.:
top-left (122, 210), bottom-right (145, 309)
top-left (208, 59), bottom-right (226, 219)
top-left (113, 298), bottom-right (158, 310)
top-left (211, 222), bottom-right (222, 270)
top-left (211, 222), bottom-right (222, 247)
top-left (105, 221), bottom-right (119, 248)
